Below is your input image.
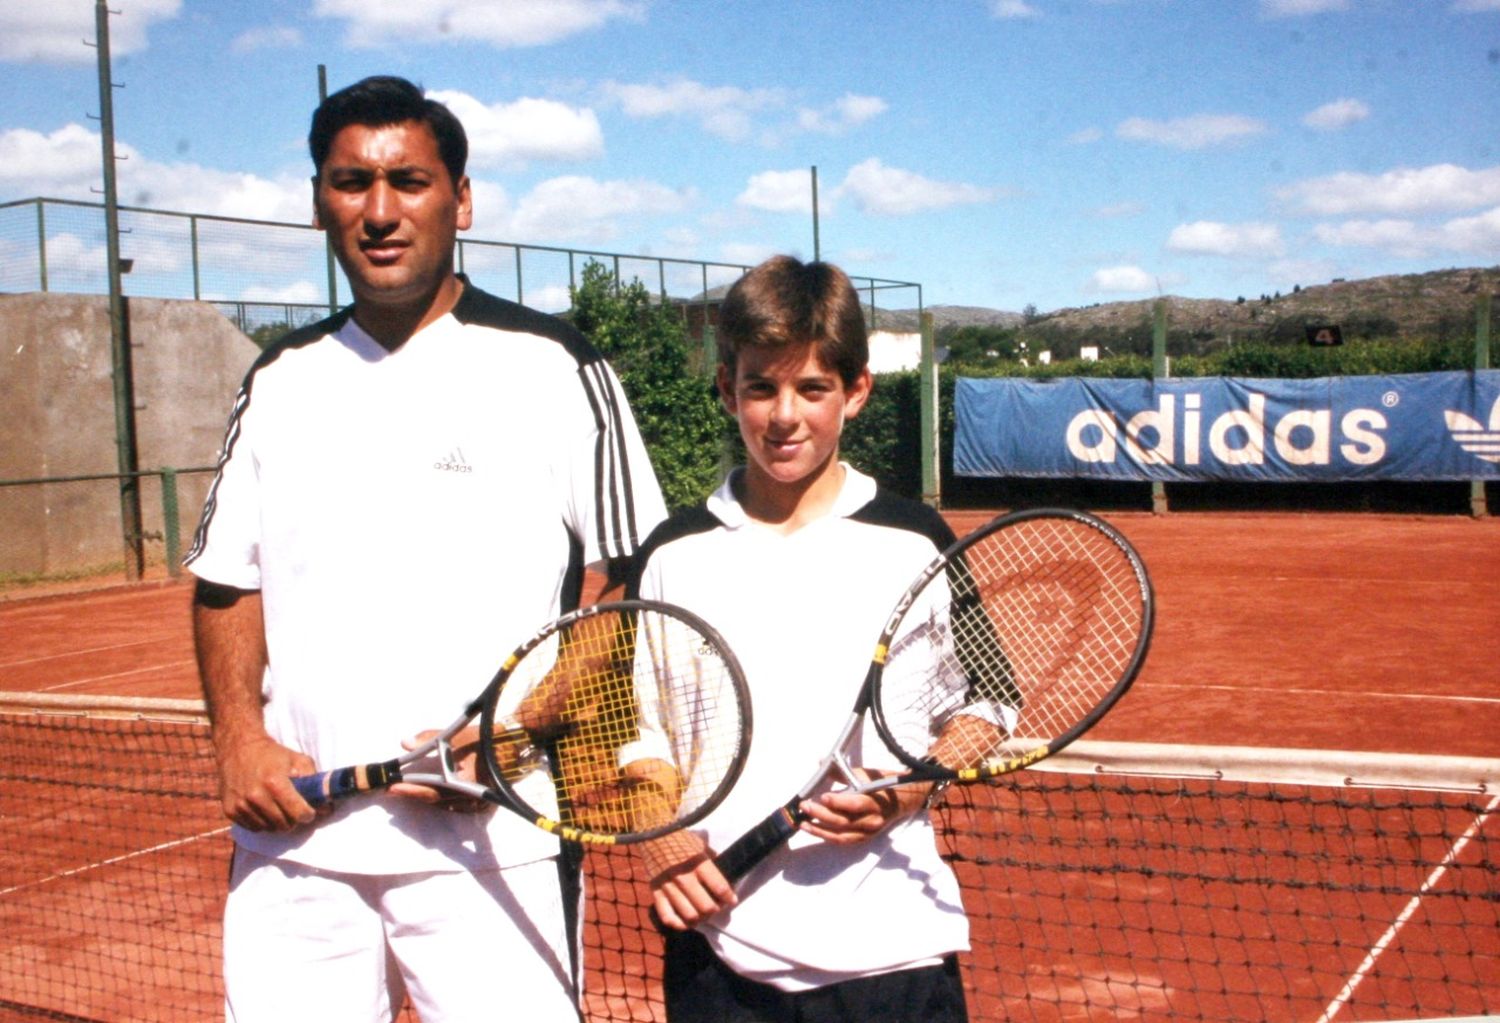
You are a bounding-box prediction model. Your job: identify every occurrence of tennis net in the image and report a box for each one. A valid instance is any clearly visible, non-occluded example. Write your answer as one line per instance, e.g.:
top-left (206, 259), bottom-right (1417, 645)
top-left (1, 692), bottom-right (1495, 1022)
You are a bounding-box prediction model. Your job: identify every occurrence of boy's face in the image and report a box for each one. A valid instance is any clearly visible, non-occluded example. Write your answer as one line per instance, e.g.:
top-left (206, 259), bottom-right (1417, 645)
top-left (718, 342), bottom-right (872, 491)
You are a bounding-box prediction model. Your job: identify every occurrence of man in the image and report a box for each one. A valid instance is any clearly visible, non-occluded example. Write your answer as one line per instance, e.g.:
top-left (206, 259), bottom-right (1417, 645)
top-left (186, 75), bottom-right (666, 1021)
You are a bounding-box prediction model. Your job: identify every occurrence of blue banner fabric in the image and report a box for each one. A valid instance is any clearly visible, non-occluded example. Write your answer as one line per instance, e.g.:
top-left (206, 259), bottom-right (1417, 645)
top-left (953, 370), bottom-right (1500, 482)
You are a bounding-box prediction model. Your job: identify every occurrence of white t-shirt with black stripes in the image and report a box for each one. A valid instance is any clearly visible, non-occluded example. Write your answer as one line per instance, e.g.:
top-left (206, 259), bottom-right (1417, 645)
top-left (186, 282), bottom-right (666, 874)
top-left (629, 465), bottom-right (970, 990)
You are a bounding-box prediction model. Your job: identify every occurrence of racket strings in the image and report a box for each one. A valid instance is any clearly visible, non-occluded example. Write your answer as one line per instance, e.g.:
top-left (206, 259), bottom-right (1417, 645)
top-left (880, 517), bottom-right (1147, 773)
top-left (492, 607), bottom-right (748, 840)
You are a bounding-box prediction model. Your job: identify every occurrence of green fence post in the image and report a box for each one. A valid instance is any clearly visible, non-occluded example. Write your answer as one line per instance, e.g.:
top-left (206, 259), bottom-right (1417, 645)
top-left (1472, 293), bottom-right (1492, 519)
top-left (161, 467), bottom-right (181, 577)
top-left (920, 310), bottom-right (939, 508)
top-left (1151, 300), bottom-right (1168, 514)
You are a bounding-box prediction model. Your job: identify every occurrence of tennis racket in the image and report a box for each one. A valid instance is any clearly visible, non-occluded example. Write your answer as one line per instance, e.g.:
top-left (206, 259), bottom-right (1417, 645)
top-left (293, 600), bottom-right (752, 846)
top-left (715, 507), bottom-right (1153, 882)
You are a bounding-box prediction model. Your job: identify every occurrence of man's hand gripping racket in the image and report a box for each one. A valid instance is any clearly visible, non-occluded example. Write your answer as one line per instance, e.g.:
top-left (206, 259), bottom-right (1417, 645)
top-left (292, 600), bottom-right (752, 847)
top-left (713, 508), bottom-right (1153, 885)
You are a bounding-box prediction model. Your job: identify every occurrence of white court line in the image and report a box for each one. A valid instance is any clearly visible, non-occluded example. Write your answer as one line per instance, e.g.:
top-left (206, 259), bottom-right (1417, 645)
top-left (0, 639), bottom-right (160, 670)
top-left (0, 825), bottom-right (231, 898)
top-left (1150, 683), bottom-right (1500, 706)
top-left (40, 659), bottom-right (197, 693)
top-left (1313, 792), bottom-right (1500, 1023)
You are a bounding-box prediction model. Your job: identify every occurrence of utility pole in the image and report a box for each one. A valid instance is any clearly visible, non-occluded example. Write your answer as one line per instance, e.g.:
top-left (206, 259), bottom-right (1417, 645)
top-left (94, 0), bottom-right (144, 579)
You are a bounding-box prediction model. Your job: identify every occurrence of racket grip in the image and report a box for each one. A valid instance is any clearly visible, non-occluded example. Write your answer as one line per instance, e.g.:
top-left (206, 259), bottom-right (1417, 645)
top-left (292, 760), bottom-right (403, 807)
top-left (714, 802), bottom-right (802, 884)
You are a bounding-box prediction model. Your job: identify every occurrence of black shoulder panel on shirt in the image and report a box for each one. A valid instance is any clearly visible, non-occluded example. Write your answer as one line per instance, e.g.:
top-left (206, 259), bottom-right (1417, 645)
top-left (451, 279), bottom-right (604, 369)
top-left (624, 506), bottom-right (720, 599)
top-left (243, 306), bottom-right (354, 378)
top-left (848, 488), bottom-right (957, 556)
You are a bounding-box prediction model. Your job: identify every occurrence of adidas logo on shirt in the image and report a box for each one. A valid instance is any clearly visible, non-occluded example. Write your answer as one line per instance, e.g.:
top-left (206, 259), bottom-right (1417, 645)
top-left (434, 448), bottom-right (473, 474)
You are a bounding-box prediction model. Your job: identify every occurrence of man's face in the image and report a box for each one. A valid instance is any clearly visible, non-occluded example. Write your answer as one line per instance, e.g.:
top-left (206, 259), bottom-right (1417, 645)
top-left (313, 119), bottom-right (472, 313)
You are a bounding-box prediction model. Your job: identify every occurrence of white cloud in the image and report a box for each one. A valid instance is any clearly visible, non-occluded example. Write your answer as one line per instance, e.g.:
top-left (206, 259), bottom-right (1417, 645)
top-left (429, 91), bottom-right (603, 167)
top-left (508, 175), bottom-right (694, 244)
top-left (0, 125), bottom-right (107, 196)
top-left (1313, 206), bottom-right (1500, 259)
top-left (601, 79), bottom-right (786, 143)
top-left (1275, 163), bottom-right (1500, 216)
top-left (1311, 219), bottom-right (1433, 259)
top-left (1117, 114), bottom-right (1268, 150)
top-left (0, 0), bottom-right (180, 64)
top-left (1094, 201), bottom-right (1145, 219)
top-left (1067, 127), bottom-right (1104, 145)
top-left (1452, 0), bottom-right (1500, 10)
top-left (838, 158), bottom-right (999, 216)
top-left (1168, 221), bottom-right (1285, 258)
top-left (1086, 266), bottom-right (1156, 293)
top-left (230, 26), bottom-right (303, 54)
top-left (312, 0), bottom-right (643, 48)
top-left (0, 122), bottom-right (310, 221)
top-left (721, 242), bottom-right (781, 267)
top-left (1302, 98), bottom-right (1370, 131)
top-left (242, 281), bottom-right (325, 304)
top-left (736, 169), bottom-right (827, 215)
top-left (1260, 0), bottom-right (1349, 15)
top-left (989, 0), bottom-right (1041, 17)
top-left (796, 94), bottom-right (888, 134)
top-left (1442, 205), bottom-right (1500, 253)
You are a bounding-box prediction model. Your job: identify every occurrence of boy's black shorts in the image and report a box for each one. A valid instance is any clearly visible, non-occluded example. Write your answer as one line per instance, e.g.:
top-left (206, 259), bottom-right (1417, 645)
top-left (660, 926), bottom-right (969, 1023)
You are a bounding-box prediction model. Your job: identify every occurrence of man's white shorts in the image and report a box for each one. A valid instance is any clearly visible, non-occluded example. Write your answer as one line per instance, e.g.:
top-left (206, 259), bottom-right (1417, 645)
top-left (224, 847), bottom-right (578, 1023)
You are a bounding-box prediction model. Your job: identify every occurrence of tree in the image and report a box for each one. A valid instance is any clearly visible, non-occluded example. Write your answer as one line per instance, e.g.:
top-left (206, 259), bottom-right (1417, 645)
top-left (937, 323), bottom-right (1020, 365)
top-left (567, 261), bottom-right (727, 512)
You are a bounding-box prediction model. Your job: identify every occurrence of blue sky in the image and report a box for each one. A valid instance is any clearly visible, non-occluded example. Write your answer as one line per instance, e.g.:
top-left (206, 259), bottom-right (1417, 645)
top-left (1, 0), bottom-right (1497, 314)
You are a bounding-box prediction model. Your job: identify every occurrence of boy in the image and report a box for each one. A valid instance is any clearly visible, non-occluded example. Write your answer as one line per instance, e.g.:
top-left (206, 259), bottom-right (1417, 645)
top-left (626, 256), bottom-right (971, 1022)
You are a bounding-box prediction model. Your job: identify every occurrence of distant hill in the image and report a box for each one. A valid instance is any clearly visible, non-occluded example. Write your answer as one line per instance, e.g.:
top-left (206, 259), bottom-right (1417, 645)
top-left (881, 266), bottom-right (1499, 358)
top-left (872, 304), bottom-right (1023, 333)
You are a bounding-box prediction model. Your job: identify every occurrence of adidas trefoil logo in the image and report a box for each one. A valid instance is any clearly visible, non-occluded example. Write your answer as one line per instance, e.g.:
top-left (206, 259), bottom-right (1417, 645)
top-left (1445, 395), bottom-right (1500, 464)
top-left (434, 447), bottom-right (473, 473)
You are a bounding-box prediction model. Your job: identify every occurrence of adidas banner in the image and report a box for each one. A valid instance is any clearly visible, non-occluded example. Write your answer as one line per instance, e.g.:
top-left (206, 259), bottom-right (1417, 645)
top-left (954, 370), bottom-right (1500, 482)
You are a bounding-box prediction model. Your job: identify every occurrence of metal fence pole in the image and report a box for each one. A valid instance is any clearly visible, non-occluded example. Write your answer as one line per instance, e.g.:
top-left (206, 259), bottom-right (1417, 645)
top-left (36, 199), bottom-right (48, 292)
top-left (1151, 300), bottom-right (1169, 514)
top-left (1472, 293), bottom-right (1492, 518)
top-left (921, 310), bottom-right (939, 508)
top-left (161, 467), bottom-right (181, 576)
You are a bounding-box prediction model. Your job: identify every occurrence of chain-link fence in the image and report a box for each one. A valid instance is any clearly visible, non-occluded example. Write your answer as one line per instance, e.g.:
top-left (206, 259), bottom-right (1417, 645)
top-left (0, 197), bottom-right (923, 342)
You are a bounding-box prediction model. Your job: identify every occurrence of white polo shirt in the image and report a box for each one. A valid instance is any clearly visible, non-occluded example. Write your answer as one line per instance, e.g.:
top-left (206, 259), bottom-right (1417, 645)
top-left (186, 282), bottom-right (666, 874)
top-left (628, 466), bottom-right (971, 990)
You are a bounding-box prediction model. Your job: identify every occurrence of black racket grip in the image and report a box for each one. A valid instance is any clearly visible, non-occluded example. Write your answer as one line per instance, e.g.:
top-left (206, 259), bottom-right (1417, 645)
top-left (714, 801), bottom-right (802, 884)
top-left (292, 760), bottom-right (404, 807)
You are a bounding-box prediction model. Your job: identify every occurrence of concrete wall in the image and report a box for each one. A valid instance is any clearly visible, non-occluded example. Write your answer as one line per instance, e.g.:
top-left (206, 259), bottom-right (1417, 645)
top-left (0, 293), bottom-right (258, 577)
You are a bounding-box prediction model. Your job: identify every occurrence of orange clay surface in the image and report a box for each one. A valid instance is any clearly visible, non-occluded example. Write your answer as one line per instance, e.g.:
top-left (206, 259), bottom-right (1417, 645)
top-left (3, 510), bottom-right (1496, 757)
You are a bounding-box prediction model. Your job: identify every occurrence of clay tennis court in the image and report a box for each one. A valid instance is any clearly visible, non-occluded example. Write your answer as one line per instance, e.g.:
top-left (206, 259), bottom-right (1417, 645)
top-left (6, 510), bottom-right (1493, 754)
top-left (2, 509), bottom-right (1497, 1022)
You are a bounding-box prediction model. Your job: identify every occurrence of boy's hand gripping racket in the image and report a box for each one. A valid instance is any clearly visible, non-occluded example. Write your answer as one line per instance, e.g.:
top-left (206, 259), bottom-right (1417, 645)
top-left (715, 508), bottom-right (1153, 882)
top-left (293, 600), bottom-right (752, 846)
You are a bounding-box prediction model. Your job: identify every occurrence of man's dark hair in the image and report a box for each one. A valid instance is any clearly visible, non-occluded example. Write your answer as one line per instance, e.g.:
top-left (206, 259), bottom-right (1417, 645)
top-left (308, 75), bottom-right (468, 185)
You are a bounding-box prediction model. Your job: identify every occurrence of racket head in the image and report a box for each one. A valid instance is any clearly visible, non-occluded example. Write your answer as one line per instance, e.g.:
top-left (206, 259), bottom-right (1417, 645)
top-left (477, 599), bottom-right (751, 845)
top-left (870, 508), bottom-right (1153, 781)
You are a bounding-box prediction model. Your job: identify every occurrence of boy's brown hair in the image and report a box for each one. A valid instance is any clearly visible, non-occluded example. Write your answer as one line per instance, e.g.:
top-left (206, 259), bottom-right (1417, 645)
top-left (716, 256), bottom-right (868, 386)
